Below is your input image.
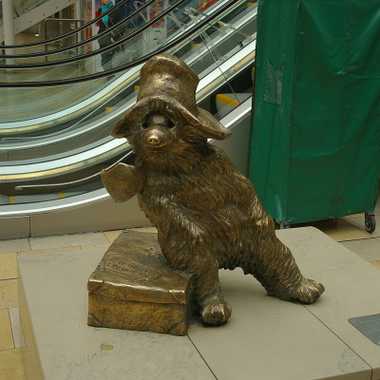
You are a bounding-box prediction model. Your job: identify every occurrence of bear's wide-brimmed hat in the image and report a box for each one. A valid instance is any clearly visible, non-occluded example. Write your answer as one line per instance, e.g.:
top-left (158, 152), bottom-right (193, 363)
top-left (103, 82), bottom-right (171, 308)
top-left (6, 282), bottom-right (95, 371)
top-left (112, 54), bottom-right (230, 140)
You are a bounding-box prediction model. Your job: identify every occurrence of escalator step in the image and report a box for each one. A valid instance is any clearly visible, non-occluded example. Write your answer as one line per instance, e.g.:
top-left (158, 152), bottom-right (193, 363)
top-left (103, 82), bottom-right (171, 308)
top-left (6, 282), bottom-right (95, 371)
top-left (8, 196), bottom-right (16, 205)
top-left (216, 93), bottom-right (241, 108)
top-left (57, 192), bottom-right (65, 199)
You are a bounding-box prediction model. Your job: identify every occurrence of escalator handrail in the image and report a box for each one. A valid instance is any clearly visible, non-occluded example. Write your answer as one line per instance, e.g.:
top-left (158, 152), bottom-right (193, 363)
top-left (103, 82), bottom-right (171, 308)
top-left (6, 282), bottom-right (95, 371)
top-left (0, 0), bottom-right (134, 50)
top-left (0, 0), bottom-right (241, 86)
top-left (0, 0), bottom-right (187, 68)
top-left (0, 98), bottom-right (253, 216)
top-left (0, 68), bottom-right (141, 133)
top-left (15, 96), bottom-right (253, 191)
top-left (0, 4), bottom-right (256, 138)
top-left (0, 0), bottom-right (155, 59)
top-left (0, 39), bottom-right (256, 181)
top-left (0, 0), bottom-right (244, 133)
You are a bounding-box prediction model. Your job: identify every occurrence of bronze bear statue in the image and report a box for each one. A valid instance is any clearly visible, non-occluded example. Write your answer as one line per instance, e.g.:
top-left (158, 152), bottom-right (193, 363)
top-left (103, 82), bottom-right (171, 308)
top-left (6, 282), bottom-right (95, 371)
top-left (101, 54), bottom-right (324, 326)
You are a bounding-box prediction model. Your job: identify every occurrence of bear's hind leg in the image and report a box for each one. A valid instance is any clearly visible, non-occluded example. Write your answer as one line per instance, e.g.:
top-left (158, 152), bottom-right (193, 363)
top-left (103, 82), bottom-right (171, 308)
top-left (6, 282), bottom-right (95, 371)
top-left (243, 230), bottom-right (324, 304)
top-left (289, 277), bottom-right (325, 304)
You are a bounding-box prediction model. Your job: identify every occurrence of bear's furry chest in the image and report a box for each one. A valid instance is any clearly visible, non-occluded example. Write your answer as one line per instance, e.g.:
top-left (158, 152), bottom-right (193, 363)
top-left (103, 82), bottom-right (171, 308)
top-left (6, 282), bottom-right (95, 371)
top-left (140, 165), bottom-right (246, 214)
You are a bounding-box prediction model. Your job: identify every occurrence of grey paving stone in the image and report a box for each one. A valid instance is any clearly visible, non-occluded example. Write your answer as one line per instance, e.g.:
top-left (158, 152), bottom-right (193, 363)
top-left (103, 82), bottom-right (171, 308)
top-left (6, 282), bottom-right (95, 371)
top-left (18, 246), bottom-right (214, 380)
top-left (189, 269), bottom-right (369, 380)
top-left (18, 227), bottom-right (380, 380)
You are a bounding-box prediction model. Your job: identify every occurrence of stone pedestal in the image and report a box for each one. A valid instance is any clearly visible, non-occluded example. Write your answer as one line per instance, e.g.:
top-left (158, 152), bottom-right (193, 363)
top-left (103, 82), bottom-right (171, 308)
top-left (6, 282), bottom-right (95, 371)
top-left (18, 227), bottom-right (380, 380)
top-left (87, 231), bottom-right (192, 335)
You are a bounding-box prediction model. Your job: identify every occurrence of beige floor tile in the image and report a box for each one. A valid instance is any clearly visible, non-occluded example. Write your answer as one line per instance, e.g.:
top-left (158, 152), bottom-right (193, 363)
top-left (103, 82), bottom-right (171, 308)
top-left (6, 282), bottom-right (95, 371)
top-left (319, 218), bottom-right (378, 242)
top-left (9, 308), bottom-right (24, 349)
top-left (0, 368), bottom-right (25, 380)
top-left (29, 232), bottom-right (109, 250)
top-left (371, 260), bottom-right (380, 270)
top-left (342, 238), bottom-right (380, 263)
top-left (0, 254), bottom-right (18, 281)
top-left (0, 280), bottom-right (18, 309)
top-left (0, 240), bottom-right (30, 254)
top-left (0, 310), bottom-right (14, 351)
top-left (0, 349), bottom-right (24, 380)
top-left (344, 214), bottom-right (380, 236)
top-left (19, 246), bottom-right (82, 256)
top-left (103, 230), bottom-right (123, 243)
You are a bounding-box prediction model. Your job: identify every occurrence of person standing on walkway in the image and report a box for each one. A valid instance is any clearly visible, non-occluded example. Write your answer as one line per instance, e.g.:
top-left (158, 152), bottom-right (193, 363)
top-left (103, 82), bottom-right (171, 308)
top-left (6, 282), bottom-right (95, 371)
top-left (96, 0), bottom-right (115, 69)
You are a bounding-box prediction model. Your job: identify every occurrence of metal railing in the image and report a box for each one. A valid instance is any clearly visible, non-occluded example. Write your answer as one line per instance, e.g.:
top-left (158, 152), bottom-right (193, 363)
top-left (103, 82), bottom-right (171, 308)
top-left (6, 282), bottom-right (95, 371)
top-left (43, 17), bottom-right (85, 62)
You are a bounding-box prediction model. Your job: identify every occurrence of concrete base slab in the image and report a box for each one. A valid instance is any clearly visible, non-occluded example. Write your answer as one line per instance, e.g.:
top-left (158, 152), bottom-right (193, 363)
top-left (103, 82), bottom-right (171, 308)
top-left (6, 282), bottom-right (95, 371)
top-left (278, 228), bottom-right (380, 380)
top-left (189, 269), bottom-right (368, 380)
top-left (17, 227), bottom-right (380, 380)
top-left (18, 245), bottom-right (213, 380)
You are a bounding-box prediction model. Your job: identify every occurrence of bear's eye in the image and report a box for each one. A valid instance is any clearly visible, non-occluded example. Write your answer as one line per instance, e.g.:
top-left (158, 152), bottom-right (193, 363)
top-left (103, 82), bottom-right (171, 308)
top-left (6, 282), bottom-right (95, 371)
top-left (166, 119), bottom-right (175, 129)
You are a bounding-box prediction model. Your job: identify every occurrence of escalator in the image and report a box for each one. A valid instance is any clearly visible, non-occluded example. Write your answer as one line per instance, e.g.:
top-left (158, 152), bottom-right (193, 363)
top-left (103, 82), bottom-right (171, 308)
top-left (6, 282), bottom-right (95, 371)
top-left (0, 0), bottom-right (257, 237)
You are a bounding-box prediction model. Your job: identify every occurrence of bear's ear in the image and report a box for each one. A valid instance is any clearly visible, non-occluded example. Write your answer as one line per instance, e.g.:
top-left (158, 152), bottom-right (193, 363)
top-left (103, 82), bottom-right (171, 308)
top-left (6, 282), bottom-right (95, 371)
top-left (194, 108), bottom-right (231, 140)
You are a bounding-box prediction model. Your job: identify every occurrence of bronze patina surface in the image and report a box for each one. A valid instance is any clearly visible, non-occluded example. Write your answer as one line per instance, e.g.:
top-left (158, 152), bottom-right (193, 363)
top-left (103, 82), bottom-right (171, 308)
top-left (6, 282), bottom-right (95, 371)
top-left (100, 54), bottom-right (325, 329)
top-left (88, 230), bottom-right (192, 335)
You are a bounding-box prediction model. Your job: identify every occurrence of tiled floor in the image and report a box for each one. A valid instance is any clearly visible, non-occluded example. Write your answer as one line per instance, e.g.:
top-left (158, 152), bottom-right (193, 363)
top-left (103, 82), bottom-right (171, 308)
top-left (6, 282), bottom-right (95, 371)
top-left (0, 250), bottom-right (23, 380)
top-left (0, 213), bottom-right (379, 379)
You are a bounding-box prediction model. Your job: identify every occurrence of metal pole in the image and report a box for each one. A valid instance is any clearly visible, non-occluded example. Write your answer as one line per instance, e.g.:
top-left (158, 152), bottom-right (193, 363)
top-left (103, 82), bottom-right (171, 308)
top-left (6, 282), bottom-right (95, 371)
top-left (2, 0), bottom-right (15, 64)
top-left (44, 19), bottom-right (48, 63)
top-left (74, 0), bottom-right (82, 43)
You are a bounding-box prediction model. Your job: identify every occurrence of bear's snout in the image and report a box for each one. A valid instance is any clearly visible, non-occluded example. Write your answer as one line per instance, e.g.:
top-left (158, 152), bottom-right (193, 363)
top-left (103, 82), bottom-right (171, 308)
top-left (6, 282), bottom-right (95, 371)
top-left (144, 128), bottom-right (170, 149)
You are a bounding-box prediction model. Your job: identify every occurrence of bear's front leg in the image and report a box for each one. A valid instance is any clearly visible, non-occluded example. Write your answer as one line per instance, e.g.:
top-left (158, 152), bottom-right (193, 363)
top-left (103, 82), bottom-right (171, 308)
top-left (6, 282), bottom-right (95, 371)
top-left (159, 222), bottom-right (231, 326)
top-left (194, 257), bottom-right (232, 326)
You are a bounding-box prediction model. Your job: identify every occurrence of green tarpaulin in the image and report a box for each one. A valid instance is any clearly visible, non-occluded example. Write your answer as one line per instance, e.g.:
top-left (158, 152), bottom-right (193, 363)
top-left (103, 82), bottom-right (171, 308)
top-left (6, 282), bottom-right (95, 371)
top-left (249, 0), bottom-right (380, 224)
